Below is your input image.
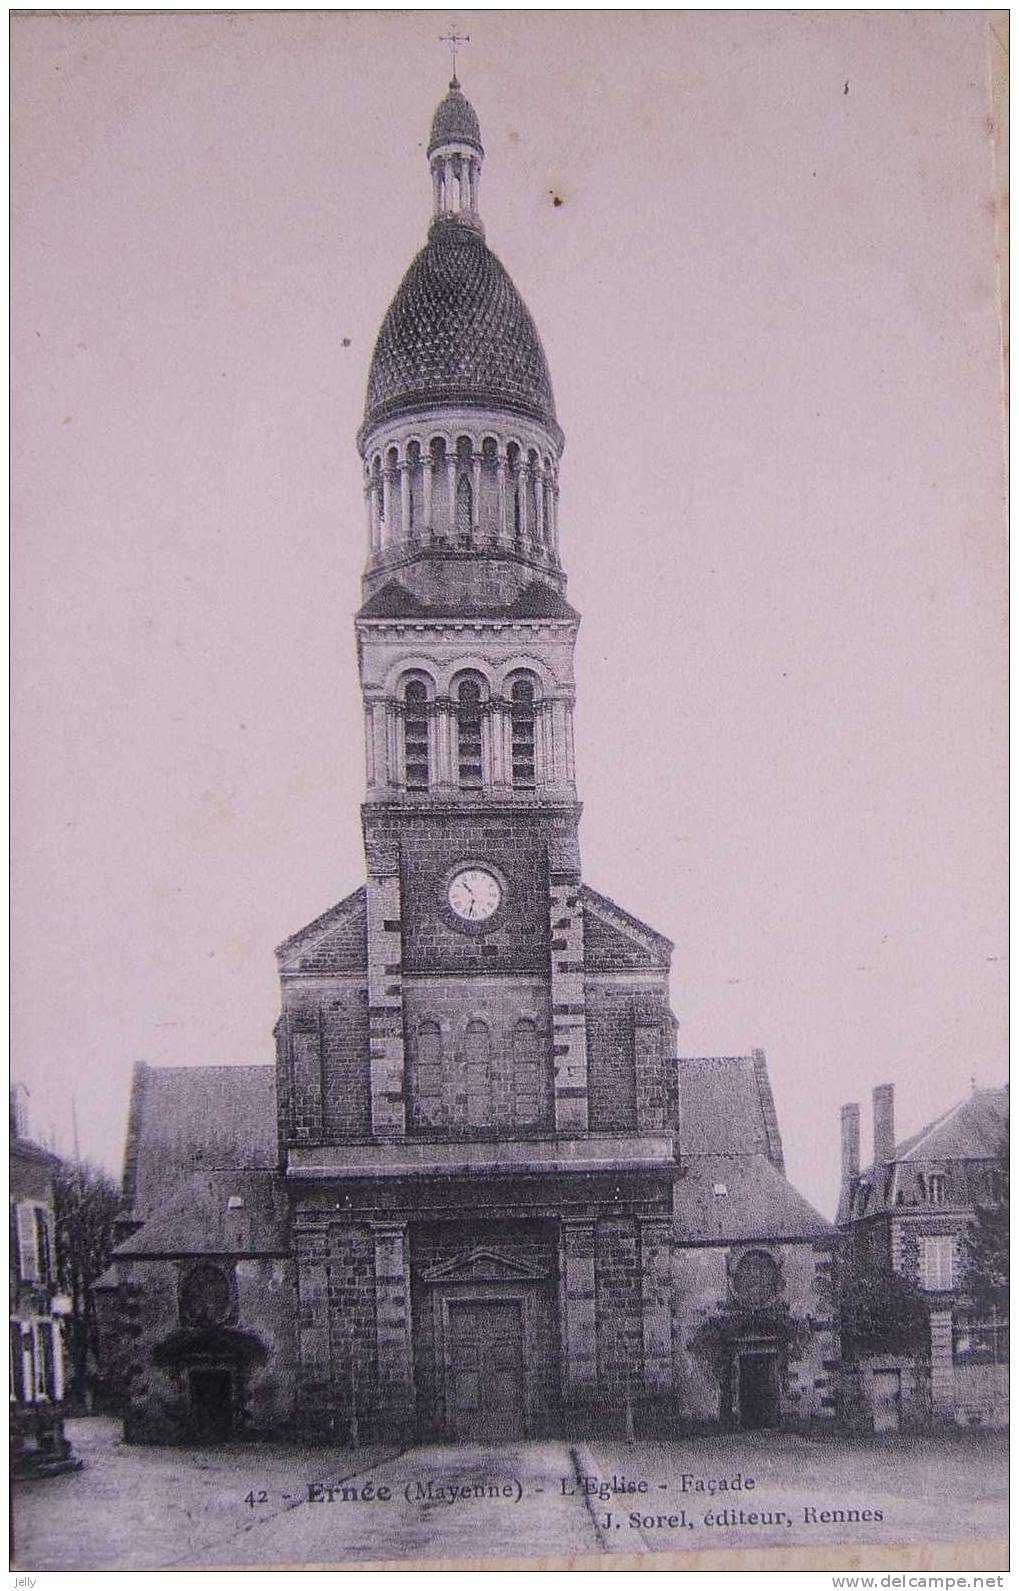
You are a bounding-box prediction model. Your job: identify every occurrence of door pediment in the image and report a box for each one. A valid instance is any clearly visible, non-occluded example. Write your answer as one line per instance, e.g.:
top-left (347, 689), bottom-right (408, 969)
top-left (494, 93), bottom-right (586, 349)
top-left (421, 1246), bottom-right (548, 1284)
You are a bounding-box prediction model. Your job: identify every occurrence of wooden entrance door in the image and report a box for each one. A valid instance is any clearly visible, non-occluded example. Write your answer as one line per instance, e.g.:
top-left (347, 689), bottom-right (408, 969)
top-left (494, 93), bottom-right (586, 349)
top-left (446, 1299), bottom-right (525, 1440)
top-left (189, 1367), bottom-right (234, 1442)
top-left (738, 1351), bottom-right (780, 1429)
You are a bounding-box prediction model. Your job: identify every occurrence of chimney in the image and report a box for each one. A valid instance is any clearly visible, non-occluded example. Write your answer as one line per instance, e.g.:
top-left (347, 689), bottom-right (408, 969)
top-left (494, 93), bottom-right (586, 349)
top-left (840, 1102), bottom-right (860, 1186)
top-left (873, 1083), bottom-right (895, 1170)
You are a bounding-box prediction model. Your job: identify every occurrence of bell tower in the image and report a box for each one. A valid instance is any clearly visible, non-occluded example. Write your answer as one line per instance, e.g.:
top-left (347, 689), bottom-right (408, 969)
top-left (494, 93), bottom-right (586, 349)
top-left (354, 77), bottom-right (589, 1141)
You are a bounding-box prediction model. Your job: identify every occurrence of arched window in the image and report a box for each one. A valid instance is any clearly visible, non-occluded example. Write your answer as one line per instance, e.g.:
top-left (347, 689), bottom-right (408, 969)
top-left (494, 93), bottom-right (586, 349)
top-left (511, 678), bottom-right (536, 789)
top-left (180, 1263), bottom-right (232, 1327)
top-left (512, 1019), bottom-right (543, 1127)
top-left (731, 1250), bottom-right (781, 1309)
top-left (403, 680), bottom-right (430, 790)
top-left (457, 679), bottom-right (484, 790)
top-left (456, 475), bottom-right (473, 538)
top-left (464, 1020), bottom-right (491, 1128)
top-left (413, 1020), bottom-right (443, 1128)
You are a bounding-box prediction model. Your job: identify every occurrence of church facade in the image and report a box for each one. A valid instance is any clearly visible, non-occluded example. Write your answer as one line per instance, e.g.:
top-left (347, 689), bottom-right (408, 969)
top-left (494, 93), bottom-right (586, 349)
top-left (96, 79), bottom-right (835, 1444)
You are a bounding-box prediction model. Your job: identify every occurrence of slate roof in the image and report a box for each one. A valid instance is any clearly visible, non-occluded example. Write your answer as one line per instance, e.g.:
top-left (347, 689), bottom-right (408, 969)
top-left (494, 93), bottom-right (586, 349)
top-left (428, 79), bottom-right (483, 157)
top-left (677, 1054), bottom-right (785, 1170)
top-left (357, 579), bottom-right (578, 624)
top-left (887, 1086), bottom-right (1008, 1166)
top-left (121, 1063), bottom-right (277, 1227)
top-left (116, 1169), bottom-right (287, 1258)
top-left (675, 1153), bottom-right (832, 1244)
top-left (363, 219), bottom-right (558, 435)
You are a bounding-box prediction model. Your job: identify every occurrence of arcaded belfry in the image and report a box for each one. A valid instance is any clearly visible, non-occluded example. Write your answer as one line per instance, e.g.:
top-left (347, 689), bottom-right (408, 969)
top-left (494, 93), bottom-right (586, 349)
top-left (97, 76), bottom-right (834, 1445)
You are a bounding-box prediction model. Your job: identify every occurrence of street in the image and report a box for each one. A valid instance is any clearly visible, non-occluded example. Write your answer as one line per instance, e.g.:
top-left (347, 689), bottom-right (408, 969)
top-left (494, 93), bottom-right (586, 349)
top-left (11, 1417), bottom-right (1008, 1569)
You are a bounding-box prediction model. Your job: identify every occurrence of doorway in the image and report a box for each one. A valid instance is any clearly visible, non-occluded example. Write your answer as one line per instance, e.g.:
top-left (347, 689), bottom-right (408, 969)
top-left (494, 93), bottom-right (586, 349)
top-left (871, 1369), bottom-right (902, 1432)
top-left (738, 1351), bottom-right (780, 1429)
top-left (446, 1299), bottom-right (525, 1440)
top-left (189, 1367), bottom-right (234, 1442)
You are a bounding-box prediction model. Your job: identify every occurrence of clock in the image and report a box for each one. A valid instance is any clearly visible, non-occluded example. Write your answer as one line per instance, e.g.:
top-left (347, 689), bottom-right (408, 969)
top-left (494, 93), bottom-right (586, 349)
top-left (447, 866), bottom-right (503, 923)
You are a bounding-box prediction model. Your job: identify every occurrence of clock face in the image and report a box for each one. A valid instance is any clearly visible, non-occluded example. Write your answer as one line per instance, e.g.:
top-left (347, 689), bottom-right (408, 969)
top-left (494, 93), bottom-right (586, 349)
top-left (447, 867), bottom-right (502, 923)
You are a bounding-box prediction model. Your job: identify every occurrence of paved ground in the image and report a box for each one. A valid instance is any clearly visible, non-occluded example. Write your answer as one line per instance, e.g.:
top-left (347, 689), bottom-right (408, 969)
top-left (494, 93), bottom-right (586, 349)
top-left (11, 1417), bottom-right (1008, 1569)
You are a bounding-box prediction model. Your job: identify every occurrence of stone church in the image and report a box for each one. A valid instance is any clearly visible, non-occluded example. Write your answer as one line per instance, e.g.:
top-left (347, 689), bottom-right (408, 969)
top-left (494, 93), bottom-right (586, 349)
top-left (97, 78), bottom-right (834, 1444)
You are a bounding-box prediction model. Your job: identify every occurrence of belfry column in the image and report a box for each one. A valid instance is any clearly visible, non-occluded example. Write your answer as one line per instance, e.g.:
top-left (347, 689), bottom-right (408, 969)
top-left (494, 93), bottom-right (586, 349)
top-left (495, 450), bottom-right (508, 540)
top-left (471, 448), bottom-right (482, 537)
top-left (399, 452), bottom-right (412, 538)
top-left (422, 450), bottom-right (434, 532)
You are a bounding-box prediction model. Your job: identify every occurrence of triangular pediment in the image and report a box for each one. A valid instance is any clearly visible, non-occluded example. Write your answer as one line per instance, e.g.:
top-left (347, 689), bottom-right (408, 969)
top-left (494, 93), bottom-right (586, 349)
top-left (420, 1246), bottom-right (549, 1284)
top-left (581, 884), bottom-right (673, 970)
top-left (275, 887), bottom-right (367, 974)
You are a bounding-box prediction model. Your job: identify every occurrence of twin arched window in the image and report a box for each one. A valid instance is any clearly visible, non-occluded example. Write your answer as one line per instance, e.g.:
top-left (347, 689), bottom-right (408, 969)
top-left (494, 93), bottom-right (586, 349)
top-left (403, 680), bottom-right (430, 790)
top-left (510, 679), bottom-right (536, 790)
top-left (457, 680), bottom-right (483, 789)
top-left (401, 674), bottom-right (540, 792)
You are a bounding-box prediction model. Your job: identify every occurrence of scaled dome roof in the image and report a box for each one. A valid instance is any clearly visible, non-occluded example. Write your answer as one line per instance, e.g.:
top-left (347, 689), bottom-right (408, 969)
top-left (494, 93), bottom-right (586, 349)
top-left (427, 78), bottom-right (483, 157)
top-left (362, 218), bottom-right (559, 438)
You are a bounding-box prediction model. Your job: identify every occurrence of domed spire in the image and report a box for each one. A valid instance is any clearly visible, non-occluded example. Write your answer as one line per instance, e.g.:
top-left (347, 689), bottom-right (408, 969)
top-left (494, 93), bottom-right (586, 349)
top-left (427, 75), bottom-right (484, 235)
top-left (428, 78), bottom-right (483, 158)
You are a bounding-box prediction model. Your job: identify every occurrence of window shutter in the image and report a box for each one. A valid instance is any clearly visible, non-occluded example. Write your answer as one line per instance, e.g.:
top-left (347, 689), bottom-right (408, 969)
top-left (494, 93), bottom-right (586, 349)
top-left (34, 1207), bottom-right (53, 1282)
top-left (16, 1204), bottom-right (39, 1282)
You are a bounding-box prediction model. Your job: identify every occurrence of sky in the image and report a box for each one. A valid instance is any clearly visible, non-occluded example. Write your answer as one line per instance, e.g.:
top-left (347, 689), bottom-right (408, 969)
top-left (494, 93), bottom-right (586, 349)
top-left (11, 11), bottom-right (1007, 1219)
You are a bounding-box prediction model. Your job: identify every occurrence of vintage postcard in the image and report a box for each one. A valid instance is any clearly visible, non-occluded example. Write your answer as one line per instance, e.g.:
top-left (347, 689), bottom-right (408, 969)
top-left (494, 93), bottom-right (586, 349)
top-left (10, 9), bottom-right (1008, 1575)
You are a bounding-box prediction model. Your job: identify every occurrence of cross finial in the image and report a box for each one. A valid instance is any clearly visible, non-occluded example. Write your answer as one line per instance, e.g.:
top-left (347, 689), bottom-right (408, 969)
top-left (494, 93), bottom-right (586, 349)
top-left (439, 27), bottom-right (469, 83)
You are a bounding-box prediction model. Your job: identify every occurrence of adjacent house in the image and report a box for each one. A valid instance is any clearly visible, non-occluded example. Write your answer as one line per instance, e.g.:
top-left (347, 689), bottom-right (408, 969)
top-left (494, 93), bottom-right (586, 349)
top-left (10, 1096), bottom-right (77, 1474)
top-left (837, 1082), bottom-right (1008, 1429)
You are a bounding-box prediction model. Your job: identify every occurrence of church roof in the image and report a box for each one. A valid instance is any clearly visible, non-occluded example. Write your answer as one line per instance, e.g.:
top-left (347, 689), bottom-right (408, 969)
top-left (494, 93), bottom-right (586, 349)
top-left (675, 1153), bottom-right (832, 1244)
top-left (362, 219), bottom-right (559, 436)
top-left (357, 578), bottom-right (578, 623)
top-left (120, 1063), bottom-right (277, 1227)
top-left (677, 1053), bottom-right (785, 1171)
top-left (428, 79), bottom-right (483, 156)
top-left (115, 1168), bottom-right (287, 1257)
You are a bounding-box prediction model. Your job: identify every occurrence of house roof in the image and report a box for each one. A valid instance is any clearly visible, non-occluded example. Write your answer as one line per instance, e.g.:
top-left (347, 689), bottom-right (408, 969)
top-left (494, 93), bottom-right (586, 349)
top-left (121, 1063), bottom-right (277, 1227)
top-left (854, 1086), bottom-right (1009, 1182)
top-left (891, 1086), bottom-right (1008, 1165)
top-left (677, 1053), bottom-right (785, 1170)
top-left (675, 1154), bottom-right (832, 1244)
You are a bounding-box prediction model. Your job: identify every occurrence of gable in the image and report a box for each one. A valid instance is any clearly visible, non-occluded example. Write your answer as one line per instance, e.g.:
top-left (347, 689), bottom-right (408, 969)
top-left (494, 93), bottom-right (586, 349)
top-left (276, 887), bottom-right (368, 974)
top-left (581, 885), bottom-right (673, 971)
